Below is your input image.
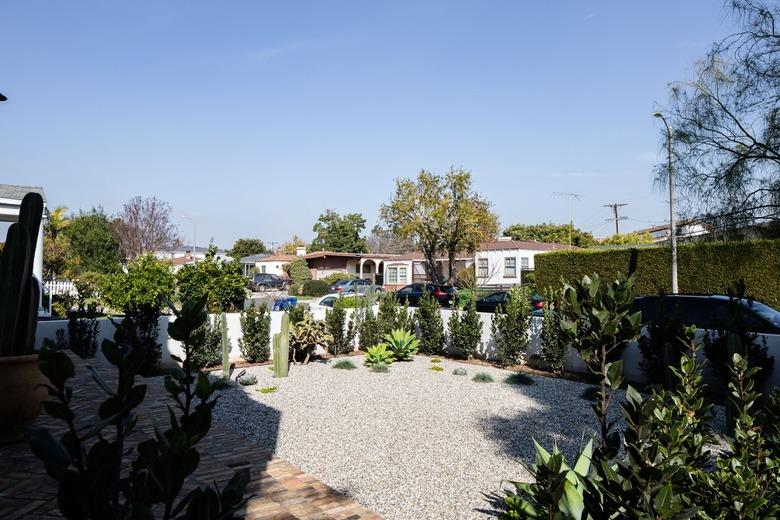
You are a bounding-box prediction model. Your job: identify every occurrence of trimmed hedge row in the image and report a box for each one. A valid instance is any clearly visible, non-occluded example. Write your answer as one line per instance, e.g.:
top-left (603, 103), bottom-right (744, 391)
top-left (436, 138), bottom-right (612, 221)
top-left (534, 240), bottom-right (780, 308)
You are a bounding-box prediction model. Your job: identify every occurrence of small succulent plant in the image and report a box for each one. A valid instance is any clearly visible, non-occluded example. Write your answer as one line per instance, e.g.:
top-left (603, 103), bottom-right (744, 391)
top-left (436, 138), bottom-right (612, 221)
top-left (431, 358), bottom-right (442, 363)
top-left (452, 367), bottom-right (468, 376)
top-left (430, 365), bottom-right (444, 372)
top-left (365, 344), bottom-right (394, 367)
top-left (472, 372), bottom-right (494, 383)
top-left (333, 359), bottom-right (357, 370)
top-left (237, 373), bottom-right (258, 386)
top-left (258, 386), bottom-right (278, 394)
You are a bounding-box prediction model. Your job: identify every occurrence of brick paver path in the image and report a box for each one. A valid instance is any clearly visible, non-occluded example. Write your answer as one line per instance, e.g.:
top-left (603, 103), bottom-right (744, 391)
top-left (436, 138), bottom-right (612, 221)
top-left (0, 353), bottom-right (380, 520)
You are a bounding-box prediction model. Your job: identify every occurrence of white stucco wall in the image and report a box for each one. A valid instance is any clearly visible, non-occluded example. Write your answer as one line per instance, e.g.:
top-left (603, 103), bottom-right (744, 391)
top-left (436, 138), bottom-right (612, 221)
top-left (475, 248), bottom-right (543, 286)
top-left (255, 261), bottom-right (289, 276)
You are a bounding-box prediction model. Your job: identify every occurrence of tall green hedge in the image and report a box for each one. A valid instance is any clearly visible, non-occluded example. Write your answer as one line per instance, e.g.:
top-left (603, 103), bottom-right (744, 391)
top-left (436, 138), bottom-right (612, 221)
top-left (534, 240), bottom-right (780, 308)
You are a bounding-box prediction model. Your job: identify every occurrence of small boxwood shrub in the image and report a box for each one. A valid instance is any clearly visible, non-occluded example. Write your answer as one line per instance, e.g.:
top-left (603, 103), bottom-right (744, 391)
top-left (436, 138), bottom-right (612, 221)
top-left (302, 279), bottom-right (330, 296)
top-left (534, 240), bottom-right (780, 308)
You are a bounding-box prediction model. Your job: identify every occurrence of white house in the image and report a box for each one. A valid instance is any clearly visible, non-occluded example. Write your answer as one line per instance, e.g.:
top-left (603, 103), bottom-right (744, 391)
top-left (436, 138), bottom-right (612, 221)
top-left (475, 238), bottom-right (571, 287)
top-left (254, 254), bottom-right (296, 277)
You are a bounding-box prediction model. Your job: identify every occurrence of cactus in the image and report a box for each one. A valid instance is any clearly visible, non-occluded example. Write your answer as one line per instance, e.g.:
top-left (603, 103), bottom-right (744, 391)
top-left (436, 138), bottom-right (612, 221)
top-left (0, 192), bottom-right (43, 357)
top-left (272, 313), bottom-right (290, 377)
top-left (220, 311), bottom-right (230, 379)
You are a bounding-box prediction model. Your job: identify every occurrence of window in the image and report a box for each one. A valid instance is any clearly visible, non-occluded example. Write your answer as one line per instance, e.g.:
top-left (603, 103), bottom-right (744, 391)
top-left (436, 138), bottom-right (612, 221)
top-left (321, 297), bottom-right (335, 308)
top-left (387, 267), bottom-right (398, 284)
top-left (477, 258), bottom-right (488, 278)
top-left (504, 257), bottom-right (517, 278)
top-left (520, 257), bottom-right (529, 269)
top-left (398, 267), bottom-right (408, 284)
top-left (261, 265), bottom-right (266, 273)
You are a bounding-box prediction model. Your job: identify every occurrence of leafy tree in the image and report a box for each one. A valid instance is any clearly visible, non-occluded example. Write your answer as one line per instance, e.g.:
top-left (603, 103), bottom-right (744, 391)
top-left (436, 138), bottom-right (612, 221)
top-left (598, 231), bottom-right (654, 245)
top-left (100, 254), bottom-right (177, 374)
top-left (366, 225), bottom-right (415, 254)
top-left (416, 289), bottom-right (445, 355)
top-left (284, 257), bottom-right (312, 295)
top-left (311, 209), bottom-right (367, 253)
top-left (502, 222), bottom-right (595, 247)
top-left (43, 205), bottom-right (71, 278)
top-left (660, 0), bottom-right (780, 229)
top-left (380, 167), bottom-right (498, 283)
top-left (64, 208), bottom-right (121, 274)
top-left (113, 196), bottom-right (181, 260)
top-left (228, 238), bottom-right (268, 259)
top-left (176, 246), bottom-right (246, 312)
top-left (279, 234), bottom-right (307, 255)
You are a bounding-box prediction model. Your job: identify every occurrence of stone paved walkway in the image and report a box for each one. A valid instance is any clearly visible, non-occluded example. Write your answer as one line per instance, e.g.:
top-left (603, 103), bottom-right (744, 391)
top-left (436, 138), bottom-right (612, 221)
top-left (0, 353), bottom-right (379, 520)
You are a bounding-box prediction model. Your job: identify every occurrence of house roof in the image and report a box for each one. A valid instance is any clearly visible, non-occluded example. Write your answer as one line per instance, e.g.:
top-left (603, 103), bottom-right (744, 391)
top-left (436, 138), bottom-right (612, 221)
top-left (0, 184), bottom-right (46, 202)
top-left (478, 239), bottom-right (573, 252)
top-left (239, 253), bottom-right (271, 263)
top-left (258, 254), bottom-right (297, 262)
top-left (303, 251), bottom-right (402, 260)
top-left (392, 251), bottom-right (473, 261)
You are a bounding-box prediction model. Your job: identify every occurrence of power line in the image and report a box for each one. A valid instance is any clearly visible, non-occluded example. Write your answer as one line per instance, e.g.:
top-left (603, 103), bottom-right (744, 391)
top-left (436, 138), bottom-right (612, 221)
top-left (604, 203), bottom-right (628, 235)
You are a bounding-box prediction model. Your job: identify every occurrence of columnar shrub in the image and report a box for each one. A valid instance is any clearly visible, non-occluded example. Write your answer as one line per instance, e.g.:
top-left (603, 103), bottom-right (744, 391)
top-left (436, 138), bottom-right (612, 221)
top-left (416, 289), bottom-right (445, 355)
top-left (189, 315), bottom-right (222, 370)
top-left (238, 303), bottom-right (271, 362)
top-left (637, 295), bottom-right (688, 388)
top-left (377, 292), bottom-right (414, 336)
top-left (448, 299), bottom-right (482, 359)
top-left (325, 297), bottom-right (356, 355)
top-left (490, 286), bottom-right (532, 366)
top-left (287, 304), bottom-right (305, 325)
top-left (355, 299), bottom-right (380, 350)
top-left (538, 288), bottom-right (567, 375)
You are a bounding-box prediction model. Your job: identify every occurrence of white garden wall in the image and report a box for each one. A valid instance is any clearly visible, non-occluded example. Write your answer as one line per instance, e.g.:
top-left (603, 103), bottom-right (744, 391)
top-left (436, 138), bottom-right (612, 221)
top-left (35, 308), bottom-right (780, 390)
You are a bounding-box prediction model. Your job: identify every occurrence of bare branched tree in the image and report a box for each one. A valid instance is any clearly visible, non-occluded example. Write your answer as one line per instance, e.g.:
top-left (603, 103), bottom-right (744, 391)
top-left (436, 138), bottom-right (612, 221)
top-left (366, 225), bottom-right (415, 254)
top-left (115, 196), bottom-right (181, 260)
top-left (659, 0), bottom-right (780, 230)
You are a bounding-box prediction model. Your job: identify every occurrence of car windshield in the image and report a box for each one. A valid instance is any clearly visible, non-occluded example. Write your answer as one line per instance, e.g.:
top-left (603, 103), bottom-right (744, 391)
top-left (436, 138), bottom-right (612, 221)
top-left (334, 280), bottom-right (351, 286)
top-left (746, 300), bottom-right (780, 329)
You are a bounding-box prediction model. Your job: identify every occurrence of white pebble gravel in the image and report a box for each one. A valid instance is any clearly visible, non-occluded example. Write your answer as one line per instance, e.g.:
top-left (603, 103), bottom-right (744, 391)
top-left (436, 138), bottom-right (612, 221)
top-left (212, 356), bottom-right (630, 520)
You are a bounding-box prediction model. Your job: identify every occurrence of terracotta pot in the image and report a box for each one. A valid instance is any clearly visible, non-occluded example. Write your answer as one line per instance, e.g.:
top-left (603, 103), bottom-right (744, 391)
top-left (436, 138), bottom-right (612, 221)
top-left (0, 354), bottom-right (49, 442)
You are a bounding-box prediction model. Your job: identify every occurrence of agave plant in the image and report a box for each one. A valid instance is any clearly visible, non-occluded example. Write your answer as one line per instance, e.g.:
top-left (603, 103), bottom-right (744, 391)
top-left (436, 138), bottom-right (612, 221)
top-left (364, 344), bottom-right (394, 367)
top-left (503, 439), bottom-right (593, 519)
top-left (382, 329), bottom-right (419, 361)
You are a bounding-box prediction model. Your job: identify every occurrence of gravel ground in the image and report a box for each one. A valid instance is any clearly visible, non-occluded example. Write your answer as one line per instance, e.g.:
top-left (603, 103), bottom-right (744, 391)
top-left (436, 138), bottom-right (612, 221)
top-left (213, 356), bottom-right (631, 519)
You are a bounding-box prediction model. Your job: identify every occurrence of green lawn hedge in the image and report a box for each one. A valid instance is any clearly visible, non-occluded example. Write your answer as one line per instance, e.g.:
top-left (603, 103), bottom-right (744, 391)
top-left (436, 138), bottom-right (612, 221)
top-left (534, 240), bottom-right (780, 308)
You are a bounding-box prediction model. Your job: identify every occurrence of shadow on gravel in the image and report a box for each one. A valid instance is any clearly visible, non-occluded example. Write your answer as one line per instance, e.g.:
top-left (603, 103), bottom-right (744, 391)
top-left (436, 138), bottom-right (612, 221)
top-left (219, 385), bottom-right (281, 455)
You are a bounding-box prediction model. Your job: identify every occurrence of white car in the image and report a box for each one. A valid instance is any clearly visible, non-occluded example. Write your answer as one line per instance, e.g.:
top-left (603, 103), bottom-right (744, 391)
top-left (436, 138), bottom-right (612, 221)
top-left (308, 293), bottom-right (367, 312)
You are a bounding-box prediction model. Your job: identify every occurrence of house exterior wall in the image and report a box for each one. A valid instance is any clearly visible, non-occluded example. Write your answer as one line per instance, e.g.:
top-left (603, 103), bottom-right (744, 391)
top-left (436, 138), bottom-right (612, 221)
top-left (475, 248), bottom-right (541, 287)
top-left (254, 261), bottom-right (289, 277)
top-left (383, 260), bottom-right (413, 291)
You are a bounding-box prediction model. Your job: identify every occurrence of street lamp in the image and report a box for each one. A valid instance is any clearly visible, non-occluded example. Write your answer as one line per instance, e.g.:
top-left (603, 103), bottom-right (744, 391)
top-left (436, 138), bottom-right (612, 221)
top-left (654, 111), bottom-right (678, 294)
top-left (180, 215), bottom-right (197, 263)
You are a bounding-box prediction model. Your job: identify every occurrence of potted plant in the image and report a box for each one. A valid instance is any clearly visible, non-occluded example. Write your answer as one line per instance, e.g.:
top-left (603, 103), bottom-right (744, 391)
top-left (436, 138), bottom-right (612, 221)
top-left (0, 192), bottom-right (49, 442)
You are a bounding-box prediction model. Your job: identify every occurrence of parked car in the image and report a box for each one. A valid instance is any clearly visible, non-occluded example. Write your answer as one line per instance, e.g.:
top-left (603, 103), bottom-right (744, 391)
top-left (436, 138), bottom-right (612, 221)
top-left (631, 294), bottom-right (780, 334)
top-left (329, 278), bottom-right (384, 295)
top-left (394, 283), bottom-right (457, 306)
top-left (308, 293), bottom-right (366, 312)
top-left (475, 291), bottom-right (545, 315)
top-left (247, 273), bottom-right (288, 292)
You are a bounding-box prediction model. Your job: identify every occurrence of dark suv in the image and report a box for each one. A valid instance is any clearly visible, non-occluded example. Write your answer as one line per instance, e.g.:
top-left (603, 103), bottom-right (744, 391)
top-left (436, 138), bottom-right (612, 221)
top-left (394, 283), bottom-right (457, 306)
top-left (630, 295), bottom-right (780, 334)
top-left (247, 273), bottom-right (288, 292)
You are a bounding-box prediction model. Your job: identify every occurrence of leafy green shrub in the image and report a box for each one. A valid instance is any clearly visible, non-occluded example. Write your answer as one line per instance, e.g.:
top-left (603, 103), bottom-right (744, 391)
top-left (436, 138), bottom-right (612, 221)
top-left (491, 286), bottom-right (532, 366)
top-left (472, 372), bottom-right (493, 383)
top-left (416, 289), bottom-right (445, 355)
top-left (321, 272), bottom-right (353, 285)
top-left (325, 297), bottom-right (356, 355)
top-left (289, 312), bottom-right (332, 364)
top-left (382, 329), bottom-right (419, 361)
top-left (354, 299), bottom-right (380, 350)
top-left (370, 362), bottom-right (390, 373)
top-left (238, 303), bottom-right (271, 362)
top-left (287, 304), bottom-right (305, 325)
top-left (364, 344), bottom-right (394, 367)
top-left (302, 279), bottom-right (330, 296)
top-left (332, 359), bottom-right (357, 370)
top-left (378, 292), bottom-right (414, 336)
top-left (452, 367), bottom-right (468, 376)
top-left (537, 288), bottom-right (567, 375)
top-left (430, 365), bottom-right (444, 372)
top-left (67, 299), bottom-right (100, 359)
top-left (448, 299), bottom-right (482, 359)
top-left (338, 295), bottom-right (363, 308)
top-left (285, 257), bottom-right (311, 287)
top-left (534, 239), bottom-right (780, 308)
top-left (189, 315), bottom-right (222, 370)
top-left (258, 386), bottom-right (278, 394)
top-left (27, 298), bottom-right (249, 518)
top-left (177, 245), bottom-right (246, 312)
top-left (637, 295), bottom-right (688, 388)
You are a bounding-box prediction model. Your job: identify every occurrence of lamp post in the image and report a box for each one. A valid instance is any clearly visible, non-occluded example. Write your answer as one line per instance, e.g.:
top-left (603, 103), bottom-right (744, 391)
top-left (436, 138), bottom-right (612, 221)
top-left (180, 215), bottom-right (197, 263)
top-left (653, 112), bottom-right (678, 294)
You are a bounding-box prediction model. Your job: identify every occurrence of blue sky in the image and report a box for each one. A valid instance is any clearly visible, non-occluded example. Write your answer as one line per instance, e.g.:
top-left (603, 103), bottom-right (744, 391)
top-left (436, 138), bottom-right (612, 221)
top-left (1, 1), bottom-right (731, 248)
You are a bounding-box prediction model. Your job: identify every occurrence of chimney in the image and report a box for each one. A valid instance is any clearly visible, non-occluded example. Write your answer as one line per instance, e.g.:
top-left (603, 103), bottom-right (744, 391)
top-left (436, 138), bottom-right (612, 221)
top-left (295, 246), bottom-right (307, 257)
top-left (497, 236), bottom-right (512, 241)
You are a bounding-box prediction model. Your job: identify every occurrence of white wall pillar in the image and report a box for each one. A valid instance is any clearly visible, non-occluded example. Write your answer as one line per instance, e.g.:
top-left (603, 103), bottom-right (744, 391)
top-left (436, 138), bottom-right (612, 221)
top-left (33, 220), bottom-right (44, 312)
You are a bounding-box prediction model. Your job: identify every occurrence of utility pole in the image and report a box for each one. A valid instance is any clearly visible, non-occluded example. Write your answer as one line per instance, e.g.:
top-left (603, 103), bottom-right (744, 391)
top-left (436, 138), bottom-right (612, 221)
top-left (604, 203), bottom-right (628, 235)
top-left (180, 215), bottom-right (198, 263)
top-left (654, 112), bottom-right (678, 294)
top-left (553, 192), bottom-right (580, 248)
